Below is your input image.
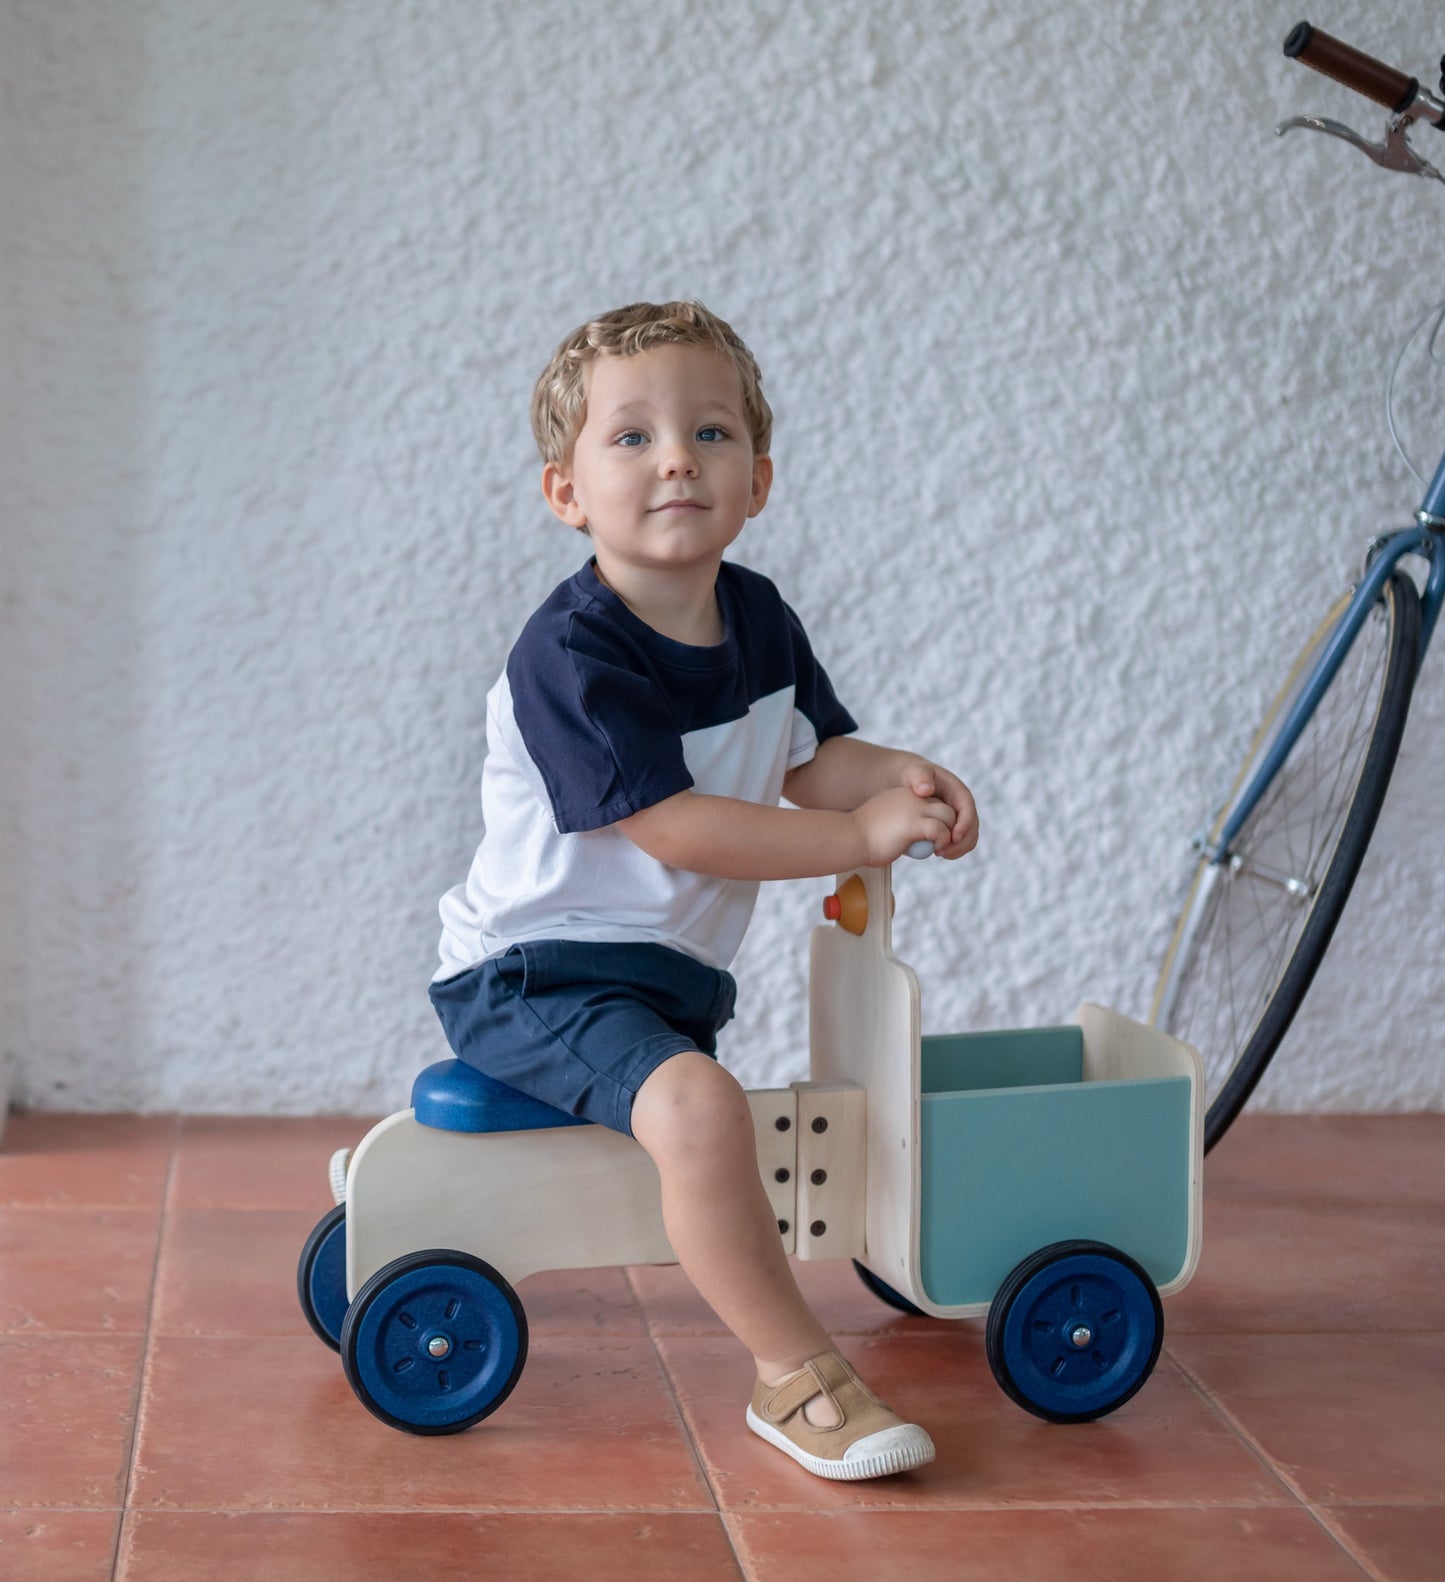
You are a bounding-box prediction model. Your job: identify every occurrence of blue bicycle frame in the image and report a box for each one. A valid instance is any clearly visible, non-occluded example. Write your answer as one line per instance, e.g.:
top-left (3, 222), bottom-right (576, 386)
top-left (1208, 452), bottom-right (1445, 861)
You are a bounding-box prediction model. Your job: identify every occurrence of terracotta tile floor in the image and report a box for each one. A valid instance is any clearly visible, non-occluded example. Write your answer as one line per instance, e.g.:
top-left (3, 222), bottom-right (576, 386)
top-left (0, 1110), bottom-right (1440, 1581)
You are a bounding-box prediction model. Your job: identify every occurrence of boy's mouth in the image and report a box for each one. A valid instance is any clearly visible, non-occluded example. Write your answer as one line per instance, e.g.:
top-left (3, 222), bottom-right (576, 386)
top-left (650, 498), bottom-right (706, 513)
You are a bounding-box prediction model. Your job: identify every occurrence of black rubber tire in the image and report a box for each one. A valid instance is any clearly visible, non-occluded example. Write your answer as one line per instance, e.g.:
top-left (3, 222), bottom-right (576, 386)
top-left (851, 1259), bottom-right (926, 1316)
top-left (1154, 571), bottom-right (1420, 1151)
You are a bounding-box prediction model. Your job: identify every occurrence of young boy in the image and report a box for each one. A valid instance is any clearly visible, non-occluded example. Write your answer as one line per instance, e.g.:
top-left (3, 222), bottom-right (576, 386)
top-left (430, 300), bottom-right (977, 1480)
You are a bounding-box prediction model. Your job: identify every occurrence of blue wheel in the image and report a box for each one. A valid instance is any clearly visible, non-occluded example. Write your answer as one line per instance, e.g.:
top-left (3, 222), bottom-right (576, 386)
top-left (340, 1250), bottom-right (527, 1435)
top-left (986, 1241), bottom-right (1163, 1423)
top-left (296, 1203), bottom-right (349, 1352)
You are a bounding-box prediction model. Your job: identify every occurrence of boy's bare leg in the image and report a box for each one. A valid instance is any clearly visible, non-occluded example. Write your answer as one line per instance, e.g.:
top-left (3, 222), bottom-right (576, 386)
top-left (630, 1051), bottom-right (843, 1426)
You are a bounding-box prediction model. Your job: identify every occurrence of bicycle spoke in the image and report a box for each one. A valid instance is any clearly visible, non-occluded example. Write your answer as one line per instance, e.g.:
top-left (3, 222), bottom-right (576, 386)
top-left (1250, 881), bottom-right (1299, 1012)
top-left (1235, 623), bottom-right (1383, 897)
top-left (1313, 650), bottom-right (1378, 844)
top-left (1250, 699), bottom-right (1366, 868)
top-left (1220, 881), bottom-right (1242, 1072)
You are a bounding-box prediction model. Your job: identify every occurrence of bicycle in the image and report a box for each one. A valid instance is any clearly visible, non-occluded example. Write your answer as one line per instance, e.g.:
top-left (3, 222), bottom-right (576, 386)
top-left (1150, 23), bottom-right (1445, 1153)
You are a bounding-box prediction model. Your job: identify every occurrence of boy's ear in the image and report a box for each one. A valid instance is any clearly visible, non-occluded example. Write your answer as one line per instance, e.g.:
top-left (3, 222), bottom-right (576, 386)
top-left (747, 453), bottom-right (773, 518)
top-left (541, 461), bottom-right (588, 529)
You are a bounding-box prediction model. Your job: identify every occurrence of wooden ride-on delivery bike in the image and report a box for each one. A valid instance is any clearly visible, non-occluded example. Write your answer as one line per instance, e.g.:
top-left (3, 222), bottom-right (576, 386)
top-left (298, 861), bottom-right (1204, 1435)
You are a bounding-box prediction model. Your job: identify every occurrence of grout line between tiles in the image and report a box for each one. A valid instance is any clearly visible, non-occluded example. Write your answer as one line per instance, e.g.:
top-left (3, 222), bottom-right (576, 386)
top-left (718, 1512), bottom-right (757, 1582)
top-left (107, 1509), bottom-right (129, 1582)
top-left (98, 1496), bottom-right (1435, 1518)
top-left (111, 1503), bottom-right (753, 1518)
top-left (626, 1497), bottom-right (1331, 1515)
top-left (1164, 1323), bottom-right (1441, 1337)
top-left (625, 1267), bottom-right (735, 1525)
top-left (1164, 1343), bottom-right (1320, 1509)
top-left (626, 1267), bottom-right (753, 1577)
top-left (110, 1116), bottom-right (180, 1582)
top-left (0, 1506), bottom-right (128, 1514)
top-left (1304, 1504), bottom-right (1392, 1582)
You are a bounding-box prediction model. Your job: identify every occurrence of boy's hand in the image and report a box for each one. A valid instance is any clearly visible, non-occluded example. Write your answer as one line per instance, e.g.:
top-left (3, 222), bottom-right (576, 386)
top-left (897, 760), bottom-right (979, 859)
top-left (851, 786), bottom-right (956, 868)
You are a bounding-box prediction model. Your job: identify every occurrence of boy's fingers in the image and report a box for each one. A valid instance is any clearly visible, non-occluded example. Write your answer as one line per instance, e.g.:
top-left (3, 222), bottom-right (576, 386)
top-left (907, 761), bottom-right (939, 790)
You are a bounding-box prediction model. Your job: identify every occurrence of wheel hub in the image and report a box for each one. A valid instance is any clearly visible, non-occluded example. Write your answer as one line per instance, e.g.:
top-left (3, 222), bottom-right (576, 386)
top-left (987, 1244), bottom-right (1164, 1423)
top-left (342, 1253), bottom-right (528, 1434)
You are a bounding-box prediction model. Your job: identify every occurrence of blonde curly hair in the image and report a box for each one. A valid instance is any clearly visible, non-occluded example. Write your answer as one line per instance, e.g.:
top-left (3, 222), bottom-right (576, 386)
top-left (530, 299), bottom-right (772, 466)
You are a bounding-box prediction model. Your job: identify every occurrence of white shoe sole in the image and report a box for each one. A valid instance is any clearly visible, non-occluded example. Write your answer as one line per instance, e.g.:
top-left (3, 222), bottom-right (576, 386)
top-left (746, 1406), bottom-right (935, 1480)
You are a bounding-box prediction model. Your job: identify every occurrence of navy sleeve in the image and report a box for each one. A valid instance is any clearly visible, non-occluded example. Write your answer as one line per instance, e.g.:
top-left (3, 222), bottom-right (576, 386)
top-left (783, 600), bottom-right (858, 745)
top-left (506, 613), bottom-right (694, 834)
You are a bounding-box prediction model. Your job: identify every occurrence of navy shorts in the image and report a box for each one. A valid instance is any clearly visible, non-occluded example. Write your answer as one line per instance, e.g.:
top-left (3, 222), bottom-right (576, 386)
top-left (427, 940), bottom-right (738, 1137)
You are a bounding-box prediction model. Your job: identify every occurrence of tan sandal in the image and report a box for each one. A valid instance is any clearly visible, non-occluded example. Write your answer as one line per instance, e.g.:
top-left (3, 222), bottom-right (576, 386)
top-left (746, 1349), bottom-right (935, 1480)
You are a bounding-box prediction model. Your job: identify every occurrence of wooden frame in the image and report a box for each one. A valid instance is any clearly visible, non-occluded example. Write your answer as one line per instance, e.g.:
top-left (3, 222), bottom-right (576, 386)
top-left (340, 862), bottom-right (1201, 1327)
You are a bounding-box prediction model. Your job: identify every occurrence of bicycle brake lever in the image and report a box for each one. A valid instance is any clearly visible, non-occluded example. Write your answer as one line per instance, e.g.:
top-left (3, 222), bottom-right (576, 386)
top-left (1276, 113), bottom-right (1445, 184)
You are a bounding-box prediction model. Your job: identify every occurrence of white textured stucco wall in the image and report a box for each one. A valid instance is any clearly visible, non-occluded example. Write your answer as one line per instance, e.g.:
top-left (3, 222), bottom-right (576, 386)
top-left (3, 0), bottom-right (1442, 1115)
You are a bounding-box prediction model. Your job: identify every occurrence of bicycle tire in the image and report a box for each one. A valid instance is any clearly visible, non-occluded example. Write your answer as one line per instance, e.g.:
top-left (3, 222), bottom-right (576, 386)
top-left (1152, 570), bottom-right (1420, 1151)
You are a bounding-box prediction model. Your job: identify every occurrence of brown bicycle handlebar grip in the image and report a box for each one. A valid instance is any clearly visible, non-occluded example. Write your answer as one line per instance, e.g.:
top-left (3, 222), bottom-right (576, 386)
top-left (1283, 21), bottom-right (1418, 114)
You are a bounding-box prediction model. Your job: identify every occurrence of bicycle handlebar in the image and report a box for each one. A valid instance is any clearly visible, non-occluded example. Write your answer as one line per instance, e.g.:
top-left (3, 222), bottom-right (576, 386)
top-left (1283, 22), bottom-right (1420, 115)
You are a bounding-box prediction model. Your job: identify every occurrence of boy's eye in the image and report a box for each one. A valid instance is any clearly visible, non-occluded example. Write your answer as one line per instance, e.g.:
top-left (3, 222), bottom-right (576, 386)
top-left (616, 430), bottom-right (646, 448)
top-left (697, 426), bottom-right (727, 443)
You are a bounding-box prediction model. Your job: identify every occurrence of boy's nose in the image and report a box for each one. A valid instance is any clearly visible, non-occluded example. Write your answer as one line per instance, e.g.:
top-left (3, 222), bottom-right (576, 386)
top-left (659, 440), bottom-right (700, 477)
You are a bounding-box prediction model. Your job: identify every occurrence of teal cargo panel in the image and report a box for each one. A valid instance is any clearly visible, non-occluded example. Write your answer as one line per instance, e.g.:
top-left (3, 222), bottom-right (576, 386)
top-left (918, 1070), bottom-right (1192, 1309)
top-left (922, 1028), bottom-right (1082, 1094)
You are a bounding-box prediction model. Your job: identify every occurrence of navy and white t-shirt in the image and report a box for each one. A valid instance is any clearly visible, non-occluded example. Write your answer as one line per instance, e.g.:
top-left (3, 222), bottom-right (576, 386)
top-left (435, 559), bottom-right (857, 979)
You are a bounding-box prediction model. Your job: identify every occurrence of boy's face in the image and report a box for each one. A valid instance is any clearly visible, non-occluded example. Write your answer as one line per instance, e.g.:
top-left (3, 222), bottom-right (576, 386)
top-left (542, 344), bottom-right (772, 585)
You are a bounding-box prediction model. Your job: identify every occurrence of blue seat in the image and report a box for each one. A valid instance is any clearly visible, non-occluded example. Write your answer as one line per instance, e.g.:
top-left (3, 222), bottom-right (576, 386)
top-left (411, 1058), bottom-right (592, 1135)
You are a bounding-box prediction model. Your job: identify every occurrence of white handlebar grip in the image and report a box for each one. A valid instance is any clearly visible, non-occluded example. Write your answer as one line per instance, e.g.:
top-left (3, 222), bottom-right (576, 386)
top-left (906, 840), bottom-right (935, 860)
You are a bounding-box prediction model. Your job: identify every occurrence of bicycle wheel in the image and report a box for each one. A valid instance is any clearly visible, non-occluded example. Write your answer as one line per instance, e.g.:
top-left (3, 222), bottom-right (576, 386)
top-left (1152, 570), bottom-right (1419, 1151)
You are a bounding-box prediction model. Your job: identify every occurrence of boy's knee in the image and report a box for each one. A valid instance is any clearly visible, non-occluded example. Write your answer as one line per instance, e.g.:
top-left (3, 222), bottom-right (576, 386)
top-left (631, 1051), bottom-right (754, 1164)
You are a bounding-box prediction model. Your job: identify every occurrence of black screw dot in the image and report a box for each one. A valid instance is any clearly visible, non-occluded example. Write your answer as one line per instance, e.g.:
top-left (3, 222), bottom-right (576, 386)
top-left (775, 1116), bottom-right (791, 1132)
top-left (811, 1117), bottom-right (828, 1134)
top-left (810, 1168), bottom-right (827, 1185)
top-left (774, 1167), bottom-right (791, 1183)
top-left (809, 1220), bottom-right (827, 1237)
top-left (777, 1219), bottom-right (790, 1235)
